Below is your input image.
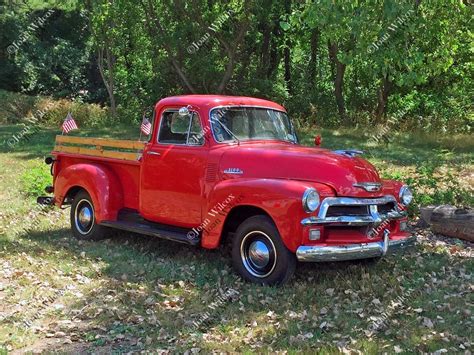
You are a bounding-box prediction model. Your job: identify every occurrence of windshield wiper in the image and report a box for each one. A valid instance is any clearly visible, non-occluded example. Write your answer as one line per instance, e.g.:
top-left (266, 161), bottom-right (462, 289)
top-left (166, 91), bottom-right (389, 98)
top-left (211, 117), bottom-right (240, 145)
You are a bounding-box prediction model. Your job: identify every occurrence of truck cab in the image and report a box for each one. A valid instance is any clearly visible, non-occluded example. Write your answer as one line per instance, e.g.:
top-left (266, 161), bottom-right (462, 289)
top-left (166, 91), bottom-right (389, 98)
top-left (44, 95), bottom-right (415, 285)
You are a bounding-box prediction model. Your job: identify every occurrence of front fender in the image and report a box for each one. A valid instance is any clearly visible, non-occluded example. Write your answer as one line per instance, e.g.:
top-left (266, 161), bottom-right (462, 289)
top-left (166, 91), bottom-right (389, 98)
top-left (202, 178), bottom-right (334, 251)
top-left (54, 163), bottom-right (123, 222)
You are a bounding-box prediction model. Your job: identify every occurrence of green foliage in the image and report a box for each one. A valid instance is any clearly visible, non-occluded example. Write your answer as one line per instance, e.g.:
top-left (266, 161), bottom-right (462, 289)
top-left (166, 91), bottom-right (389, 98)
top-left (0, 90), bottom-right (111, 128)
top-left (0, 90), bottom-right (38, 124)
top-left (383, 159), bottom-right (473, 216)
top-left (41, 98), bottom-right (111, 128)
top-left (0, 0), bottom-right (472, 133)
top-left (20, 160), bottom-right (51, 197)
top-left (406, 162), bottom-right (473, 209)
top-left (0, 7), bottom-right (105, 103)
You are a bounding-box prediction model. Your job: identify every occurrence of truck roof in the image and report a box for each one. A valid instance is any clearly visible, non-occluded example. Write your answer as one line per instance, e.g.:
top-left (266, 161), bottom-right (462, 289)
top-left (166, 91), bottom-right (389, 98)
top-left (156, 95), bottom-right (286, 112)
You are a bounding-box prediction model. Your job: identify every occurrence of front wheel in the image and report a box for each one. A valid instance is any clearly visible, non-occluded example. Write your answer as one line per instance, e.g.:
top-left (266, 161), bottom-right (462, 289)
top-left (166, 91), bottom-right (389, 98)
top-left (70, 190), bottom-right (109, 240)
top-left (232, 215), bottom-right (296, 285)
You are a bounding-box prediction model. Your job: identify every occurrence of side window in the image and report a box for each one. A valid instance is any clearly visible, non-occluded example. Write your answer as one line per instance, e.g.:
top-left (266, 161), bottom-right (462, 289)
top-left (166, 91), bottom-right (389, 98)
top-left (158, 110), bottom-right (204, 145)
top-left (188, 114), bottom-right (204, 145)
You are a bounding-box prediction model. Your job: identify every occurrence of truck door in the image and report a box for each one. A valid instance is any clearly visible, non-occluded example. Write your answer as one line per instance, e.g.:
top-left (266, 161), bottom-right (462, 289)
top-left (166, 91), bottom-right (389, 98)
top-left (140, 108), bottom-right (208, 227)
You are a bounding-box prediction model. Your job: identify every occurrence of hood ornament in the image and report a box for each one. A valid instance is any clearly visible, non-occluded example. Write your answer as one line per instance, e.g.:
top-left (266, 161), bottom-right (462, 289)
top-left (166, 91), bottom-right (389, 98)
top-left (333, 149), bottom-right (364, 158)
top-left (353, 182), bottom-right (382, 192)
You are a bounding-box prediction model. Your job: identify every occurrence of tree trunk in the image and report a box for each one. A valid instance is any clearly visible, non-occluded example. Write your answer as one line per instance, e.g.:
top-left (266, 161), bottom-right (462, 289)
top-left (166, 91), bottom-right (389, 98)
top-left (97, 46), bottom-right (117, 117)
top-left (140, 0), bottom-right (197, 93)
top-left (284, 0), bottom-right (292, 95)
top-left (375, 72), bottom-right (392, 122)
top-left (266, 20), bottom-right (280, 78)
top-left (85, 0), bottom-right (117, 117)
top-left (328, 41), bottom-right (346, 120)
top-left (284, 45), bottom-right (292, 95)
top-left (420, 205), bottom-right (474, 242)
top-left (259, 21), bottom-right (271, 77)
top-left (216, 21), bottom-right (248, 93)
top-left (308, 28), bottom-right (320, 83)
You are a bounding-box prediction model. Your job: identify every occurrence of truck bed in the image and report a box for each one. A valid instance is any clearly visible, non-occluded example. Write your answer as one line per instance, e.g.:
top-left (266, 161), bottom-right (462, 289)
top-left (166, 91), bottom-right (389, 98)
top-left (52, 135), bottom-right (145, 210)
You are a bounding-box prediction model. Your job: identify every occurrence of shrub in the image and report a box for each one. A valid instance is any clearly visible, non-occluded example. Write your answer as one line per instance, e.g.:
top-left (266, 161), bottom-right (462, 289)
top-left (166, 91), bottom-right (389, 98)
top-left (0, 90), bottom-right (112, 128)
top-left (20, 160), bottom-right (52, 197)
top-left (0, 90), bottom-right (38, 124)
top-left (383, 160), bottom-right (474, 216)
top-left (40, 98), bottom-right (111, 128)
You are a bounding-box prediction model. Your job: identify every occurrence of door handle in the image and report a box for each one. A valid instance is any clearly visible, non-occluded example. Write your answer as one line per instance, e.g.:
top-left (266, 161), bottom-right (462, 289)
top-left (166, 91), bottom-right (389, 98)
top-left (147, 151), bottom-right (161, 156)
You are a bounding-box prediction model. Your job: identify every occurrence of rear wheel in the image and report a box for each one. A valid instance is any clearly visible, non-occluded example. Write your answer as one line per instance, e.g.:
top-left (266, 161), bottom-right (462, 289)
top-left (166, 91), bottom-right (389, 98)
top-left (70, 190), bottom-right (108, 240)
top-left (232, 215), bottom-right (296, 285)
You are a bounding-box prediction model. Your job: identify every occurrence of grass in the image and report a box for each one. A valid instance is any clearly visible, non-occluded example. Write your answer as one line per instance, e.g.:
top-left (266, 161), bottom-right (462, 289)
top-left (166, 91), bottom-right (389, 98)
top-left (0, 123), bottom-right (473, 353)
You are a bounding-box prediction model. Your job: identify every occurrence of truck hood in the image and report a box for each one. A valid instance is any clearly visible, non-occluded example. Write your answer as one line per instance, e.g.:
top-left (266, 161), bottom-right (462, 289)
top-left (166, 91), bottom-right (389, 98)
top-left (219, 143), bottom-right (383, 197)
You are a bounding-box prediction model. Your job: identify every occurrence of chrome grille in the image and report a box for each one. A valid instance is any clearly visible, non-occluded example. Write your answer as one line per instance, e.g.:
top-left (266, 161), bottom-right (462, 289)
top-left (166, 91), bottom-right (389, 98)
top-left (301, 196), bottom-right (405, 227)
top-left (326, 205), bottom-right (369, 217)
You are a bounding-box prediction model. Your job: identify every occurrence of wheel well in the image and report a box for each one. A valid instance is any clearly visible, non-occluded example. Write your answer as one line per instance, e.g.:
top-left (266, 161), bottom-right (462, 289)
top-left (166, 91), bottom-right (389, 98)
top-left (63, 186), bottom-right (84, 204)
top-left (220, 205), bottom-right (272, 246)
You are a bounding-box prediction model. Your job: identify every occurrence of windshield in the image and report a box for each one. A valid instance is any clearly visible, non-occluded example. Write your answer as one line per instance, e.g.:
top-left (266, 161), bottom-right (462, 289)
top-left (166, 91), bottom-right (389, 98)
top-left (210, 107), bottom-right (297, 143)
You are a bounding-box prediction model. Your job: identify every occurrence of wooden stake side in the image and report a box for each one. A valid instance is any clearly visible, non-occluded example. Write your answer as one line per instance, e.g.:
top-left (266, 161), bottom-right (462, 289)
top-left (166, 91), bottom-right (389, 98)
top-left (55, 135), bottom-right (146, 150)
top-left (53, 135), bottom-right (145, 161)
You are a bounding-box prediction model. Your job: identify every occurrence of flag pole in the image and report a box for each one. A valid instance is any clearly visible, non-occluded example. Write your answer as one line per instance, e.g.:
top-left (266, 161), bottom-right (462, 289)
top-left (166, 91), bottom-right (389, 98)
top-left (61, 112), bottom-right (66, 135)
top-left (139, 108), bottom-right (147, 141)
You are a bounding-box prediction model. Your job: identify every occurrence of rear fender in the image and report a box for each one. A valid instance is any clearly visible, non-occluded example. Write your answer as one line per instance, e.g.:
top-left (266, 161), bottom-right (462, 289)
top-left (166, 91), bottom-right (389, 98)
top-left (54, 163), bottom-right (123, 222)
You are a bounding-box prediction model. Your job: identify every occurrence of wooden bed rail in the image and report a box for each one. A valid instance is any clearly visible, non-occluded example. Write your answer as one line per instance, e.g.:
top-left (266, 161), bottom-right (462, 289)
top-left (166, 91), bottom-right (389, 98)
top-left (53, 135), bottom-right (146, 161)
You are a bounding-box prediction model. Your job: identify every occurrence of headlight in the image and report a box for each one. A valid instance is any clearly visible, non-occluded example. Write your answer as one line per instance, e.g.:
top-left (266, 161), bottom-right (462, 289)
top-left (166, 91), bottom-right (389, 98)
top-left (302, 188), bottom-right (320, 213)
top-left (399, 185), bottom-right (413, 206)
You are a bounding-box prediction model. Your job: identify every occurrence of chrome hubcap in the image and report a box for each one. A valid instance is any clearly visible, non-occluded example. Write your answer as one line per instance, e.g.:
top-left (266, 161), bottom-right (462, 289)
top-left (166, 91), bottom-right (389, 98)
top-left (240, 231), bottom-right (277, 278)
top-left (248, 241), bottom-right (270, 268)
top-left (75, 199), bottom-right (94, 235)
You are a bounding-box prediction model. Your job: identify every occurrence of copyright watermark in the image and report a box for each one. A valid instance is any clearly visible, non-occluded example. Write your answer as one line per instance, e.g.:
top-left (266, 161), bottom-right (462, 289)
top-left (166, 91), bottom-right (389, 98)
top-left (186, 193), bottom-right (243, 240)
top-left (187, 9), bottom-right (234, 54)
top-left (7, 9), bottom-right (55, 55)
top-left (367, 9), bottom-right (415, 54)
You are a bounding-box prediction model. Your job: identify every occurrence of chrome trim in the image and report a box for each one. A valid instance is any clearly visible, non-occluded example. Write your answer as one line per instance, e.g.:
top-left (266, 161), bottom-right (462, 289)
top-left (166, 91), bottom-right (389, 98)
top-left (208, 105), bottom-right (297, 145)
top-left (301, 210), bottom-right (407, 226)
top-left (156, 108), bottom-right (205, 147)
top-left (353, 182), bottom-right (382, 192)
top-left (333, 149), bottom-right (364, 158)
top-left (302, 188), bottom-right (320, 213)
top-left (74, 199), bottom-right (94, 235)
top-left (301, 195), bottom-right (403, 227)
top-left (240, 231), bottom-right (277, 278)
top-left (399, 185), bottom-right (413, 206)
top-left (223, 168), bottom-right (243, 175)
top-left (296, 235), bottom-right (416, 262)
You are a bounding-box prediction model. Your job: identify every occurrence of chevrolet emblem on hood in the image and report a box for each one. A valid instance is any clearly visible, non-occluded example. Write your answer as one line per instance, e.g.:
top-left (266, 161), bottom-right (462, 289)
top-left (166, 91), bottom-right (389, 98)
top-left (353, 182), bottom-right (382, 192)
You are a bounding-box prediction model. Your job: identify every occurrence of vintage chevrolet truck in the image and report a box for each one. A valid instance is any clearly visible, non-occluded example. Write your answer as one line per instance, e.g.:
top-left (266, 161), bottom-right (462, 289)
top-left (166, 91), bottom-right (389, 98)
top-left (39, 95), bottom-right (415, 285)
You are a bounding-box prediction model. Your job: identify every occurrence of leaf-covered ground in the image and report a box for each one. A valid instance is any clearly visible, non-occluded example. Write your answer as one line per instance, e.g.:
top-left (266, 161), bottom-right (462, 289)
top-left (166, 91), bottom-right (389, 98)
top-left (0, 125), bottom-right (473, 353)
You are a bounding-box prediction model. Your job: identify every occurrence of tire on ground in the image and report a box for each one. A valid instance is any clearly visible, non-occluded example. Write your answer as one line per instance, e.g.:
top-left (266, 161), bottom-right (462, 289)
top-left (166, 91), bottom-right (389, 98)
top-left (231, 215), bottom-right (296, 285)
top-left (70, 190), bottom-right (109, 240)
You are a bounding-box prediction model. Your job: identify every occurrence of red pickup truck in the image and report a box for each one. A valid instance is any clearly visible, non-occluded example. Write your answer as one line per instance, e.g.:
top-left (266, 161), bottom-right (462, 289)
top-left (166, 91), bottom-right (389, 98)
top-left (40, 95), bottom-right (415, 285)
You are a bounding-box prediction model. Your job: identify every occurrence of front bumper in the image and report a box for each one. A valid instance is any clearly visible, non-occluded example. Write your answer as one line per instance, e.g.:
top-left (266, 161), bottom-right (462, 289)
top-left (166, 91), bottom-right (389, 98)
top-left (296, 233), bottom-right (415, 262)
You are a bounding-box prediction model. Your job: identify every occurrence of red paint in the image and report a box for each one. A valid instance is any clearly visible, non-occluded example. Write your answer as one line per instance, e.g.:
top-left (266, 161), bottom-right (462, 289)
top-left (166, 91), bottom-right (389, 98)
top-left (51, 95), bottom-right (410, 252)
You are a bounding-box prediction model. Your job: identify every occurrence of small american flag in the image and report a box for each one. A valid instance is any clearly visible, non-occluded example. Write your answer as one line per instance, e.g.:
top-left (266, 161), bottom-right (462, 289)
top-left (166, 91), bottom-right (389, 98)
top-left (62, 112), bottom-right (78, 134)
top-left (140, 117), bottom-right (152, 135)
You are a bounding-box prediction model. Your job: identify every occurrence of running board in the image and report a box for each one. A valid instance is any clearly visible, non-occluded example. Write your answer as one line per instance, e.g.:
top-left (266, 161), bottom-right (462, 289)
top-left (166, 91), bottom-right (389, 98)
top-left (100, 209), bottom-right (199, 246)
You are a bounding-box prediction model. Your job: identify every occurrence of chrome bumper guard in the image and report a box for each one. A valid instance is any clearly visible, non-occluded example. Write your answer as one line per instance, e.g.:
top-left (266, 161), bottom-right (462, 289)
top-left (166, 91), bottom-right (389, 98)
top-left (296, 232), bottom-right (416, 262)
top-left (301, 195), bottom-right (406, 227)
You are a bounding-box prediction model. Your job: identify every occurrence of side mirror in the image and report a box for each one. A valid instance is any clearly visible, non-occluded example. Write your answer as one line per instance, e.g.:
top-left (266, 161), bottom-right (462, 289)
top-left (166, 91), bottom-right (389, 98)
top-left (314, 134), bottom-right (322, 146)
top-left (178, 106), bottom-right (191, 116)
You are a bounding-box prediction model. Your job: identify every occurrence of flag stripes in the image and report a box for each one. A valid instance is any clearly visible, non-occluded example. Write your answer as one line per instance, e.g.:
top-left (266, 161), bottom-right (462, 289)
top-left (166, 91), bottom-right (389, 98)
top-left (62, 112), bottom-right (78, 134)
top-left (141, 117), bottom-right (152, 135)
